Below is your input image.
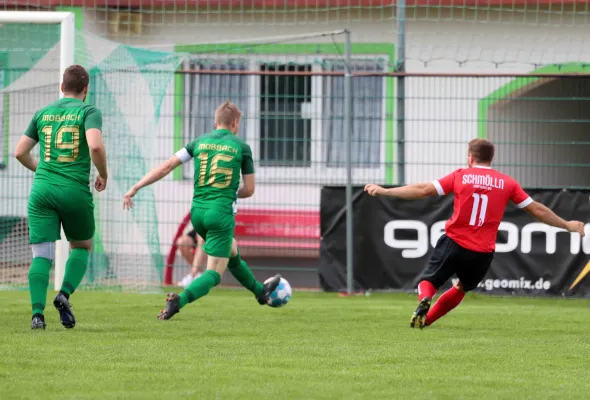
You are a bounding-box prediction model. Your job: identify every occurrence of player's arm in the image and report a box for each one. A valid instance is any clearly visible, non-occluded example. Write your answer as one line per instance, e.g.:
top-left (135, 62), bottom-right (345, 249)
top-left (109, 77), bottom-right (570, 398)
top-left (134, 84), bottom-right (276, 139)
top-left (123, 147), bottom-right (190, 210)
top-left (85, 108), bottom-right (108, 191)
top-left (15, 136), bottom-right (39, 172)
top-left (238, 143), bottom-right (255, 198)
top-left (365, 182), bottom-right (438, 199)
top-left (15, 113), bottom-right (40, 172)
top-left (366, 171), bottom-right (454, 200)
top-left (238, 174), bottom-right (255, 198)
top-left (512, 184), bottom-right (585, 235)
top-left (87, 129), bottom-right (107, 185)
top-left (523, 201), bottom-right (585, 235)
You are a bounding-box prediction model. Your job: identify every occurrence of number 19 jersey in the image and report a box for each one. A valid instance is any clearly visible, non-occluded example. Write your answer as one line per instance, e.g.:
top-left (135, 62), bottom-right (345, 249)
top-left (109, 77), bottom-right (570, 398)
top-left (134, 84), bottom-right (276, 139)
top-left (182, 129), bottom-right (254, 216)
top-left (24, 97), bottom-right (102, 190)
top-left (433, 166), bottom-right (533, 253)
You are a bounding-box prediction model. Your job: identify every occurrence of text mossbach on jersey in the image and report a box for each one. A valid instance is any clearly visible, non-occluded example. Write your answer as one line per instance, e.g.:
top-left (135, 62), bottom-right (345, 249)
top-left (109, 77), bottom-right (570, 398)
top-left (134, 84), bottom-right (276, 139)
top-left (41, 114), bottom-right (82, 122)
top-left (198, 143), bottom-right (239, 154)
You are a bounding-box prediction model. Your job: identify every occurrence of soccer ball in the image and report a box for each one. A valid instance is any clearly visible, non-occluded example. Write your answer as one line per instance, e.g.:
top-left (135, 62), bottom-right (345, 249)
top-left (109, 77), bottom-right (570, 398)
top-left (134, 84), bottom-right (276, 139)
top-left (265, 277), bottom-right (292, 308)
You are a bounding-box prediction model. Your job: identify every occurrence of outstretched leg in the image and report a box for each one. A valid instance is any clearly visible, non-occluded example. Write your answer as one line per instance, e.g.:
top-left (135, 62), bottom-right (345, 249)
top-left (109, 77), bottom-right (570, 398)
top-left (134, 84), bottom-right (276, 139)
top-left (424, 250), bottom-right (493, 327)
top-left (226, 239), bottom-right (280, 305)
top-left (159, 254), bottom-right (225, 320)
top-left (425, 282), bottom-right (465, 326)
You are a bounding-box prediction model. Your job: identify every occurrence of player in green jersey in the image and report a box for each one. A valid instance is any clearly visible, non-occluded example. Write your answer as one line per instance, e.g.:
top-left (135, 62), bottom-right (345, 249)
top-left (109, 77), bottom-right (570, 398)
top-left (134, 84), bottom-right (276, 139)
top-left (123, 101), bottom-right (280, 320)
top-left (15, 65), bottom-right (108, 330)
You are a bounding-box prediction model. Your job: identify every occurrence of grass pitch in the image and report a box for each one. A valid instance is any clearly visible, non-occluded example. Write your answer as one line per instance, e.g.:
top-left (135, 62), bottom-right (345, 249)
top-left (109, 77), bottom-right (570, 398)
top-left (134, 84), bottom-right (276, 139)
top-left (0, 289), bottom-right (589, 400)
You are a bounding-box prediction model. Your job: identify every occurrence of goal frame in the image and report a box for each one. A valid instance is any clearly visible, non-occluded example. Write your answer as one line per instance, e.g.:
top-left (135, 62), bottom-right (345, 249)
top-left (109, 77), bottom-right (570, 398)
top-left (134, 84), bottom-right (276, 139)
top-left (0, 11), bottom-right (75, 290)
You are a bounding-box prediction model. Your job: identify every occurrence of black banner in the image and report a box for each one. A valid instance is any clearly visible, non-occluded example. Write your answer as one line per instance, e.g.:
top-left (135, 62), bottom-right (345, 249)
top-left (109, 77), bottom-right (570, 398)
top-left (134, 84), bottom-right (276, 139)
top-left (320, 187), bottom-right (590, 297)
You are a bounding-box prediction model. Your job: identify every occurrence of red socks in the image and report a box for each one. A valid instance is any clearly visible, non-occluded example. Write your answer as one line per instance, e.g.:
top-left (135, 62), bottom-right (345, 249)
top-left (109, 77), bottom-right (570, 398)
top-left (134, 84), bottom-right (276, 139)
top-left (425, 286), bottom-right (465, 326)
top-left (418, 280), bottom-right (436, 301)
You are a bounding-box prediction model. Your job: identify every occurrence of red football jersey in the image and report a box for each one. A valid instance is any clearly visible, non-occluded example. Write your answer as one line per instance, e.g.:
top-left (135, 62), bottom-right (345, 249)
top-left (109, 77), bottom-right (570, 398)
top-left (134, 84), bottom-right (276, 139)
top-left (433, 166), bottom-right (532, 253)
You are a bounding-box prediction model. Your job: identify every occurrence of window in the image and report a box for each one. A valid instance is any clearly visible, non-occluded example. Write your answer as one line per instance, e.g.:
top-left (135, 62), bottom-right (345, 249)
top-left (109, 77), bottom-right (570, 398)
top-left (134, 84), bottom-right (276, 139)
top-left (182, 56), bottom-right (387, 182)
top-left (322, 61), bottom-right (384, 168)
top-left (259, 64), bottom-right (312, 167)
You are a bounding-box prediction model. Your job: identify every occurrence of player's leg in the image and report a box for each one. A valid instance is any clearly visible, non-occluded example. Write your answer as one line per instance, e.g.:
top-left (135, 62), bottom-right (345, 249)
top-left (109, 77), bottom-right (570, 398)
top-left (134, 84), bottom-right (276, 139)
top-left (177, 232), bottom-right (195, 266)
top-left (27, 184), bottom-right (61, 330)
top-left (54, 187), bottom-right (95, 328)
top-left (52, 239), bottom-right (92, 329)
top-left (191, 234), bottom-right (207, 277)
top-left (425, 250), bottom-right (493, 327)
top-left (159, 209), bottom-right (226, 320)
top-left (411, 234), bottom-right (457, 329)
top-left (227, 238), bottom-right (281, 305)
top-left (177, 231), bottom-right (197, 287)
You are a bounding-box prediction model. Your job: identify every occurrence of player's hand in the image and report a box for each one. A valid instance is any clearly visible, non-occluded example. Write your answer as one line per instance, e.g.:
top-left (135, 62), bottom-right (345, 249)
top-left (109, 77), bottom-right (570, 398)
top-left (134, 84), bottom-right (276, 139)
top-left (364, 184), bottom-right (384, 196)
top-left (123, 187), bottom-right (138, 210)
top-left (95, 176), bottom-right (107, 192)
top-left (565, 220), bottom-right (585, 236)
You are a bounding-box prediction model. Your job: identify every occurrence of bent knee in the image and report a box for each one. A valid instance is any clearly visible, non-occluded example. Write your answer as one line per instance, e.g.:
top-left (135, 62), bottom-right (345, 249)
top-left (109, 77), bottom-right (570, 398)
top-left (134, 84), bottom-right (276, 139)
top-left (454, 280), bottom-right (470, 293)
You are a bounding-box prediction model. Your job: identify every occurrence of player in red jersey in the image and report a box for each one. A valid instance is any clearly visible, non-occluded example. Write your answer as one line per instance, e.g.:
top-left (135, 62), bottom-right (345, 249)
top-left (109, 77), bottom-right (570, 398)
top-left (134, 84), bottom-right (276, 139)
top-left (365, 139), bottom-right (585, 329)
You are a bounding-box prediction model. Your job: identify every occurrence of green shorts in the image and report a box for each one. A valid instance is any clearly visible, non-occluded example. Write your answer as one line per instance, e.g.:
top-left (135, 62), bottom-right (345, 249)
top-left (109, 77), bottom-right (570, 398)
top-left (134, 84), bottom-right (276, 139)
top-left (191, 207), bottom-right (235, 258)
top-left (28, 182), bottom-right (95, 244)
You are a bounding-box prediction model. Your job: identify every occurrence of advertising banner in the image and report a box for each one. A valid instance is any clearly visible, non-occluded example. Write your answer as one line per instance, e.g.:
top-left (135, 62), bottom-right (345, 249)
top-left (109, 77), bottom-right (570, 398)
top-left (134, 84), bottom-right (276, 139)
top-left (320, 187), bottom-right (590, 297)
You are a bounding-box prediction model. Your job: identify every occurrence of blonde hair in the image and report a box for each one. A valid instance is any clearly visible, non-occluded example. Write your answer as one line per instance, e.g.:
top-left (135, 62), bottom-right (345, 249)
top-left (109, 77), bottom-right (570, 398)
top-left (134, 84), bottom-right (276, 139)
top-left (214, 101), bottom-right (242, 127)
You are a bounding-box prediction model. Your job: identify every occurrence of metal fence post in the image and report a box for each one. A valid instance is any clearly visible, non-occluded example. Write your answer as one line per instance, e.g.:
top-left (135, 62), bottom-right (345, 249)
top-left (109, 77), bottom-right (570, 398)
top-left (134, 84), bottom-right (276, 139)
top-left (344, 29), bottom-right (354, 295)
top-left (396, 0), bottom-right (406, 185)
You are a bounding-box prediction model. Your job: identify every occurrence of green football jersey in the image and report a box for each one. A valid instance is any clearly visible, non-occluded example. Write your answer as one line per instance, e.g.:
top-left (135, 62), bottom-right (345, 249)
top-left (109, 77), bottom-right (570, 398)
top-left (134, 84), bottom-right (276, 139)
top-left (184, 129), bottom-right (254, 215)
top-left (24, 98), bottom-right (102, 190)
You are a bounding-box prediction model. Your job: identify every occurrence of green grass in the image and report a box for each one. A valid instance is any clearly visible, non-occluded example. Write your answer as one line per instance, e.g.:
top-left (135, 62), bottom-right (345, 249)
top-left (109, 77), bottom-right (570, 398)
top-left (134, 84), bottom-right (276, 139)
top-left (1, 290), bottom-right (589, 400)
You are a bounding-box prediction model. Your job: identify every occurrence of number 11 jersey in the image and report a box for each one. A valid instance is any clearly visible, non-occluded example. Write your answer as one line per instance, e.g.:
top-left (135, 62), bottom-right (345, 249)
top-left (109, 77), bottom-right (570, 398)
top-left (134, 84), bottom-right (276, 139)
top-left (181, 129), bottom-right (254, 216)
top-left (24, 97), bottom-right (102, 191)
top-left (432, 165), bottom-right (532, 253)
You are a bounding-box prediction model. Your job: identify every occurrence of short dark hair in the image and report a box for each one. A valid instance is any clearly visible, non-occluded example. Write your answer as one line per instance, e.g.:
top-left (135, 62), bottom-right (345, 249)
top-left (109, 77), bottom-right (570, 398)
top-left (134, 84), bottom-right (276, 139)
top-left (62, 65), bottom-right (89, 94)
top-left (468, 138), bottom-right (495, 163)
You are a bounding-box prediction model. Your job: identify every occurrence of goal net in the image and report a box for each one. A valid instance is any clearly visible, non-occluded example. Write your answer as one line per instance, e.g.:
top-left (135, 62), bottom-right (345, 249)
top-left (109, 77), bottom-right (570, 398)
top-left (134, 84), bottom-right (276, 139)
top-left (0, 12), bottom-right (183, 292)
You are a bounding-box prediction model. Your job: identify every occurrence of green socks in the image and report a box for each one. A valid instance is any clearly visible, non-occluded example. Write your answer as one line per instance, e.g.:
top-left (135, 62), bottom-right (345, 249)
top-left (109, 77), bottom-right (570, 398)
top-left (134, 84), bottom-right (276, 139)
top-left (28, 257), bottom-right (52, 316)
top-left (228, 252), bottom-right (264, 297)
top-left (61, 248), bottom-right (89, 296)
top-left (28, 249), bottom-right (88, 317)
top-left (179, 270), bottom-right (221, 309)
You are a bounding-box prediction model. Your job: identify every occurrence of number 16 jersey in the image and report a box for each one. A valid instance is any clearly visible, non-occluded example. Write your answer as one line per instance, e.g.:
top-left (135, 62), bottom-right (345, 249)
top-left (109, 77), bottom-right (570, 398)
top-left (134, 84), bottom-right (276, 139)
top-left (24, 97), bottom-right (102, 191)
top-left (432, 165), bottom-right (533, 253)
top-left (179, 129), bottom-right (254, 216)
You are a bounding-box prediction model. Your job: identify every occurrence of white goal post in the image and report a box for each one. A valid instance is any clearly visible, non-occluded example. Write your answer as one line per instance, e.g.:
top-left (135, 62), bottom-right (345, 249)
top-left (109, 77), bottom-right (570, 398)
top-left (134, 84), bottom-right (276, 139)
top-left (0, 11), bottom-right (75, 290)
